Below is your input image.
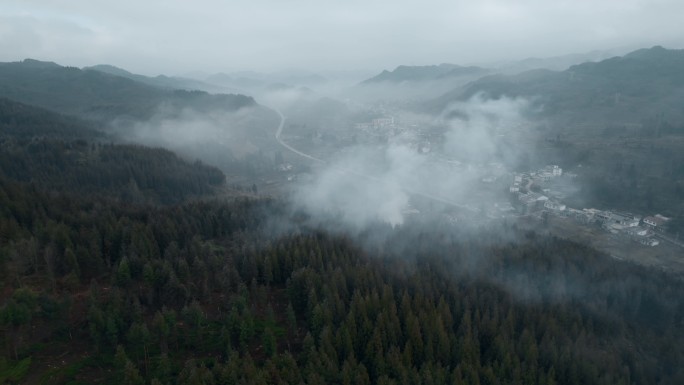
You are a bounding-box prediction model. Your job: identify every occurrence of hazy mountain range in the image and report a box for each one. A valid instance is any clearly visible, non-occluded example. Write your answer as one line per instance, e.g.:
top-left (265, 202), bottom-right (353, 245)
top-left (360, 63), bottom-right (490, 84)
top-left (0, 59), bottom-right (257, 123)
top-left (3, 45), bottom-right (684, 136)
top-left (430, 46), bottom-right (684, 129)
top-left (85, 64), bottom-right (241, 94)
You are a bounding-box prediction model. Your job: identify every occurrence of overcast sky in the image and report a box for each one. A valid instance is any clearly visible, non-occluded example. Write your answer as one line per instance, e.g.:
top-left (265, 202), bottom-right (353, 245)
top-left (1, 0), bottom-right (682, 75)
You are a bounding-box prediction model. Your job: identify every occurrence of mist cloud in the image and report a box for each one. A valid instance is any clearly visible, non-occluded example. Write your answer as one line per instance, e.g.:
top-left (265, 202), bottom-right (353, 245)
top-left (293, 95), bottom-right (534, 230)
top-left (113, 104), bottom-right (262, 165)
top-left (442, 95), bottom-right (531, 163)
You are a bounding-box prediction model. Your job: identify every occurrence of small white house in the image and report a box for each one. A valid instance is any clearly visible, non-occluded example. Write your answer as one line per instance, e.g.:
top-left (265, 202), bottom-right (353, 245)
top-left (643, 214), bottom-right (670, 229)
top-left (544, 200), bottom-right (566, 211)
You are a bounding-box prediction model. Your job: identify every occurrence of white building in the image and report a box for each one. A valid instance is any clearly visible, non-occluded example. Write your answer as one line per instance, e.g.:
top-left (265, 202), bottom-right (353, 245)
top-left (537, 165), bottom-right (563, 180)
top-left (643, 214), bottom-right (670, 229)
top-left (518, 192), bottom-right (548, 212)
top-left (544, 200), bottom-right (566, 211)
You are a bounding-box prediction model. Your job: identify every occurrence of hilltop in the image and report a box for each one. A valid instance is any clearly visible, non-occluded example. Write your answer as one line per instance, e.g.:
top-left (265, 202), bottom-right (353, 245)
top-left (84, 64), bottom-right (239, 95)
top-left (361, 63), bottom-right (490, 84)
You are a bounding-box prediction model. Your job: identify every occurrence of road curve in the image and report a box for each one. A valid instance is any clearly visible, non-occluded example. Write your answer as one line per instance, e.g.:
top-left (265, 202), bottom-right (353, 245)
top-left (274, 109), bottom-right (324, 163)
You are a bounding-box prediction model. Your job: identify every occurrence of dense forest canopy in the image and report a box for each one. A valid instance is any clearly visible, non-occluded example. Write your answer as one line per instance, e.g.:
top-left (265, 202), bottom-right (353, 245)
top-left (2, 171), bottom-right (684, 384)
top-left (0, 97), bottom-right (101, 139)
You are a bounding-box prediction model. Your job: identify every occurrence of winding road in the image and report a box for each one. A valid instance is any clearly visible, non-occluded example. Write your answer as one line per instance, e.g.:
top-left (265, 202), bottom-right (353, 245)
top-left (274, 109), bottom-right (323, 163)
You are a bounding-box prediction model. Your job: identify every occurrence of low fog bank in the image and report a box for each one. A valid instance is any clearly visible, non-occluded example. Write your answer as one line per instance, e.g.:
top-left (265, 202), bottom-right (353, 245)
top-left (291, 95), bottom-right (538, 231)
top-left (109, 102), bottom-right (281, 173)
top-left (258, 185), bottom-right (603, 306)
top-left (199, 69), bottom-right (375, 104)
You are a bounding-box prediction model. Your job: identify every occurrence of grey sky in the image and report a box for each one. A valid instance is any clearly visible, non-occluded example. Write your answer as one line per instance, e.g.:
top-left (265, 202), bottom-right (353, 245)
top-left (1, 0), bottom-right (682, 75)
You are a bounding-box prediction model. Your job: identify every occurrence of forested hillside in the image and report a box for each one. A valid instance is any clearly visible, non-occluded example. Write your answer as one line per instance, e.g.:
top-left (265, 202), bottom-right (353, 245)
top-left (2, 175), bottom-right (684, 384)
top-left (0, 98), bottom-right (100, 139)
top-left (0, 140), bottom-right (225, 205)
top-left (421, 47), bottom-right (684, 222)
top-left (431, 46), bottom-right (684, 126)
top-left (0, 59), bottom-right (257, 122)
top-left (0, 98), bottom-right (226, 205)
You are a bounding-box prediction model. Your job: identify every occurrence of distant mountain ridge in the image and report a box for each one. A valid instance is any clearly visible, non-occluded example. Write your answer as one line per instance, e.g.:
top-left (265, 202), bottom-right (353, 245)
top-left (568, 45), bottom-right (684, 85)
top-left (0, 97), bottom-right (101, 139)
top-left (203, 69), bottom-right (330, 94)
top-left (85, 64), bottom-right (240, 94)
top-left (348, 64), bottom-right (491, 102)
top-left (430, 46), bottom-right (684, 125)
top-left (490, 47), bottom-right (635, 74)
top-left (0, 59), bottom-right (258, 122)
top-left (361, 63), bottom-right (490, 84)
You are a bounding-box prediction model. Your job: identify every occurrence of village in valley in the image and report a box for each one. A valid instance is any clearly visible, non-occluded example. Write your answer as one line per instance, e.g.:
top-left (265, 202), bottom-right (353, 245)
top-left (508, 164), bottom-right (673, 248)
top-left (274, 108), bottom-right (683, 272)
top-left (349, 113), bottom-right (676, 250)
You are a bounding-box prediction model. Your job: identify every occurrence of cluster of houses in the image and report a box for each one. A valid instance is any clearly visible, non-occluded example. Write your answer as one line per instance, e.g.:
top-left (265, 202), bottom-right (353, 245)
top-left (509, 165), bottom-right (670, 247)
top-left (562, 209), bottom-right (669, 246)
top-left (511, 165), bottom-right (566, 213)
top-left (510, 165), bottom-right (563, 192)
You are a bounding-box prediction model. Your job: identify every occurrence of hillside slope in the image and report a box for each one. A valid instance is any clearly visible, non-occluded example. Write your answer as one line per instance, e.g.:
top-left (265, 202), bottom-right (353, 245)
top-left (0, 59), bottom-right (257, 122)
top-left (362, 63), bottom-right (489, 84)
top-left (431, 46), bottom-right (684, 125)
